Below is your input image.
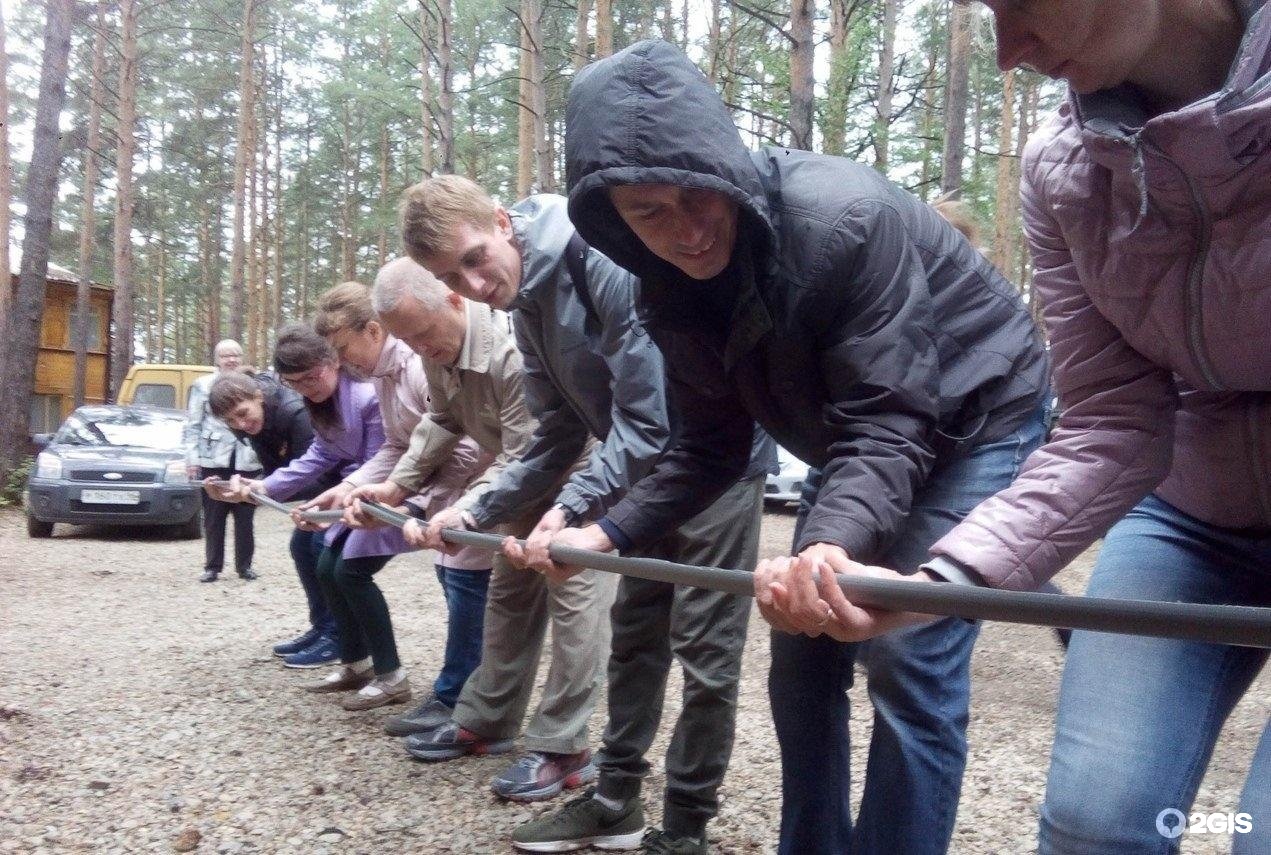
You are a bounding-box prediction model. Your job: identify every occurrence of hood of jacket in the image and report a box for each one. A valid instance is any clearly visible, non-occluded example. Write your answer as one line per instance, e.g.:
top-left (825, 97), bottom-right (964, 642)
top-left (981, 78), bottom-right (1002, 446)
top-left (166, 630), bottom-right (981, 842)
top-left (508, 194), bottom-right (574, 309)
top-left (566, 39), bottom-right (777, 286)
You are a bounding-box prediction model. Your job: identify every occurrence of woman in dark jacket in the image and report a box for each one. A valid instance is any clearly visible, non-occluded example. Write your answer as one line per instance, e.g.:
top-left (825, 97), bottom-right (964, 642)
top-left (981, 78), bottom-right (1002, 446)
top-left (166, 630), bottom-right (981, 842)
top-left (207, 369), bottom-right (342, 667)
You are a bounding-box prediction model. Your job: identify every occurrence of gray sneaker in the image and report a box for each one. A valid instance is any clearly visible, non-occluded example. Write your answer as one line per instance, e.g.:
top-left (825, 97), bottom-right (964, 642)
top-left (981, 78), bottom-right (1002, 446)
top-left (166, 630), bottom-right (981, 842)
top-left (511, 788), bottom-right (644, 852)
top-left (384, 694), bottom-right (454, 737)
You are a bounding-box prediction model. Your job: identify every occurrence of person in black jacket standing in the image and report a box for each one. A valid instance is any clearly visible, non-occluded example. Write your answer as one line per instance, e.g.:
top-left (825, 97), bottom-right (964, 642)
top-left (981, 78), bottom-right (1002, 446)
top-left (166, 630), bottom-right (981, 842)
top-left (558, 40), bottom-right (1052, 855)
top-left (205, 371), bottom-right (344, 667)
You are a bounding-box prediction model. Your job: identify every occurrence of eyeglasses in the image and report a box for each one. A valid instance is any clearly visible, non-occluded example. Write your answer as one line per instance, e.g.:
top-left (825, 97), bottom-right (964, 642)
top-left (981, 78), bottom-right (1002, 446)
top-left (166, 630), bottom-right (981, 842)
top-left (279, 364), bottom-right (331, 390)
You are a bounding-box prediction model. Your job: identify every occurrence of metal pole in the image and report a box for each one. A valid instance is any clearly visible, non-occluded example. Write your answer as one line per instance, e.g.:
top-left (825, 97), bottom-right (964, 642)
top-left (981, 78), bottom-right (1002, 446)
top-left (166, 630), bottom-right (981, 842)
top-left (349, 502), bottom-right (1271, 649)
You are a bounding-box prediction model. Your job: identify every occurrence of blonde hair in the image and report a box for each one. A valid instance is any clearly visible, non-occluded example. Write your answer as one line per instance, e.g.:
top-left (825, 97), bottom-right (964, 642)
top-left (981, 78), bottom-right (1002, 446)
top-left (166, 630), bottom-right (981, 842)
top-left (932, 198), bottom-right (981, 247)
top-left (398, 174), bottom-right (499, 263)
top-left (314, 281), bottom-right (376, 338)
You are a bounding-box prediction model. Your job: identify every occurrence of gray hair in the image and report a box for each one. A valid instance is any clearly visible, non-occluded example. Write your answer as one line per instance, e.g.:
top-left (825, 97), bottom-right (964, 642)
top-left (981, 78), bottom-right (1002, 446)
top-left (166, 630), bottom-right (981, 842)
top-left (371, 257), bottom-right (452, 315)
top-left (213, 339), bottom-right (243, 358)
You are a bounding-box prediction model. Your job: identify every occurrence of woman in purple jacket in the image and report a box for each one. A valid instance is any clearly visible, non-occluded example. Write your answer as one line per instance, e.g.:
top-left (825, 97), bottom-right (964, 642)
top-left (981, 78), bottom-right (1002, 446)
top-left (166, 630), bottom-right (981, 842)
top-left (236, 324), bottom-right (417, 712)
top-left (759, 2), bottom-right (1270, 853)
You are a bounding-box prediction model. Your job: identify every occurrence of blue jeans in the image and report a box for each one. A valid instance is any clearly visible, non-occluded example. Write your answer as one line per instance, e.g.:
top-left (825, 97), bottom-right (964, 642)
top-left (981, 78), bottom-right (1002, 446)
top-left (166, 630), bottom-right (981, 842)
top-left (289, 528), bottom-right (336, 637)
top-left (771, 409), bottom-right (1047, 855)
top-left (433, 565), bottom-right (491, 707)
top-left (1039, 494), bottom-right (1270, 855)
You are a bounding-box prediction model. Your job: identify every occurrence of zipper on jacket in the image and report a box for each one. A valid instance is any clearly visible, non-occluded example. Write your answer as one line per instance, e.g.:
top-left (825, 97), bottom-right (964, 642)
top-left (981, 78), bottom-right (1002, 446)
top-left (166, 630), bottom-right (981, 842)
top-left (1151, 145), bottom-right (1227, 391)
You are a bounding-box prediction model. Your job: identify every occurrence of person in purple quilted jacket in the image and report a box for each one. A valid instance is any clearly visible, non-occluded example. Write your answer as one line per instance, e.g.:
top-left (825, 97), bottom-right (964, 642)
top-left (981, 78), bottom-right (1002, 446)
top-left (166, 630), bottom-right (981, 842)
top-left (759, 2), bottom-right (1270, 852)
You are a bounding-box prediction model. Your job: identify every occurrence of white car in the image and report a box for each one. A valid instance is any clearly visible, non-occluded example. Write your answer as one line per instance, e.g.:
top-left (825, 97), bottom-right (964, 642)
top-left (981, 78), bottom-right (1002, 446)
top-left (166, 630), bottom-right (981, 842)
top-left (765, 446), bottom-right (811, 506)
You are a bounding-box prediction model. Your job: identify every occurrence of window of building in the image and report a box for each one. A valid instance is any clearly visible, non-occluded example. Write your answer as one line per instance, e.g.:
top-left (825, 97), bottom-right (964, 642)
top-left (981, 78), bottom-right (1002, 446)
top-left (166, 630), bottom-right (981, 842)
top-left (29, 394), bottom-right (64, 434)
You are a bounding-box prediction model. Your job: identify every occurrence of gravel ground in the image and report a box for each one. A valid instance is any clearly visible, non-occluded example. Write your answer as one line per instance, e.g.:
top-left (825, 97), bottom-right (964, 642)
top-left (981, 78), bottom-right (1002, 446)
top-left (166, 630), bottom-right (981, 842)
top-left (2, 506), bottom-right (1266, 854)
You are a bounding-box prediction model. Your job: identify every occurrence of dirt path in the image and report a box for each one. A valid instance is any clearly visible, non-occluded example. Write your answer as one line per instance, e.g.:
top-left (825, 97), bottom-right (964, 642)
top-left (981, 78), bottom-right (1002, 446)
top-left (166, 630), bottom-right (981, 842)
top-left (1, 508), bottom-right (1265, 853)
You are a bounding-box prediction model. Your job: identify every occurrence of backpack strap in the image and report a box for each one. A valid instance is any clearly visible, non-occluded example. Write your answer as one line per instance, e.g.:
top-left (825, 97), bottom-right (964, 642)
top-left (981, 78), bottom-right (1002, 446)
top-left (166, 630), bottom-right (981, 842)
top-left (564, 231), bottom-right (598, 326)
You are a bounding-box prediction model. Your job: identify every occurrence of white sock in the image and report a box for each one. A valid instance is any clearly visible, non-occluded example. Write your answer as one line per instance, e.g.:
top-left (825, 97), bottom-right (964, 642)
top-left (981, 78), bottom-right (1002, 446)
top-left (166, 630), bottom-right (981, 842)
top-left (380, 667), bottom-right (407, 686)
top-left (592, 792), bottom-right (625, 811)
top-left (345, 657), bottom-right (372, 674)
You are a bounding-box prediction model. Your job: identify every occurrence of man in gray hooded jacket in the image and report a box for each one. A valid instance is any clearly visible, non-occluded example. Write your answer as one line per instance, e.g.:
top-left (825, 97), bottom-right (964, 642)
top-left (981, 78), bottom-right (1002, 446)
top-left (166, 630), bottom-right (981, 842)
top-left (400, 174), bottom-right (774, 854)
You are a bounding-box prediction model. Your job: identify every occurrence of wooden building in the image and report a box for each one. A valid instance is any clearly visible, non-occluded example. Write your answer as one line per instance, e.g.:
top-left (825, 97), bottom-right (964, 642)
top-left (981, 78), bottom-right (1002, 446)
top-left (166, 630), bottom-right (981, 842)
top-left (9, 263), bottom-right (114, 434)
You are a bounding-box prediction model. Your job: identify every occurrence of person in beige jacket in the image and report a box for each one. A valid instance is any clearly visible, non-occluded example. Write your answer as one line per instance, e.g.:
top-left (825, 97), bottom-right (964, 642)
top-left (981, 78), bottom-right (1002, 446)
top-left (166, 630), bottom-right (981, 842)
top-left (346, 259), bottom-right (611, 799)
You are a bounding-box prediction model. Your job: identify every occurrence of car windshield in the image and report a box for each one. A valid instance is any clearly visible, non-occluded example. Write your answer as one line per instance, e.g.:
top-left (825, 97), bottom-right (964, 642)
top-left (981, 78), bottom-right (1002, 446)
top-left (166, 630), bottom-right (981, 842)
top-left (54, 409), bottom-right (185, 451)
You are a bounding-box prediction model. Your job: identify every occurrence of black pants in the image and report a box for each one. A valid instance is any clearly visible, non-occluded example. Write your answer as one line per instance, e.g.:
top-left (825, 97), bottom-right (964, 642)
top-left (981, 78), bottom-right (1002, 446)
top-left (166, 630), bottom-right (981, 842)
top-left (201, 466), bottom-right (258, 575)
top-left (316, 531), bottom-right (398, 674)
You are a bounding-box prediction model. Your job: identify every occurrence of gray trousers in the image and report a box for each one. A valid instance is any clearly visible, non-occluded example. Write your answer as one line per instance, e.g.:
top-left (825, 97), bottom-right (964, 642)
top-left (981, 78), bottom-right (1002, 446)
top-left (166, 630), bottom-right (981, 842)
top-left (596, 475), bottom-right (764, 839)
top-left (453, 548), bottom-right (618, 754)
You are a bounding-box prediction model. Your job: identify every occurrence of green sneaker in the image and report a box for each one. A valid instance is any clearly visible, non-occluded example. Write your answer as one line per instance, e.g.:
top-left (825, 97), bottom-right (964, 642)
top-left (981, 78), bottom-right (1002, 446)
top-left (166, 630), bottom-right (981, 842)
top-left (640, 827), bottom-right (708, 854)
top-left (511, 788), bottom-right (645, 852)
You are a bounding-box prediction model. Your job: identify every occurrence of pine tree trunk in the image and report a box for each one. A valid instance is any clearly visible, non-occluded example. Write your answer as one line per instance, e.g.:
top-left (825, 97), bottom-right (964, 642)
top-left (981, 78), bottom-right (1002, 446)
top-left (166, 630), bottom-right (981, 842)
top-left (941, 1), bottom-right (972, 194)
top-left (917, 2), bottom-right (940, 197)
top-left (0, 0), bottom-right (73, 477)
top-left (0, 2), bottom-right (12, 355)
top-left (229, 0), bottom-right (256, 342)
top-left (419, 1), bottom-right (434, 174)
top-left (874, 0), bottom-right (900, 172)
top-left (256, 54), bottom-right (269, 360)
top-left (788, 0), bottom-right (815, 151)
top-left (73, 1), bottom-right (108, 405)
top-left (437, 0), bottom-right (455, 173)
top-left (526, 0), bottom-right (552, 191)
top-left (574, 0), bottom-right (592, 71)
top-left (247, 93), bottom-right (260, 364)
top-left (517, 17), bottom-right (534, 197)
top-left (706, 0), bottom-right (722, 82)
top-left (596, 0), bottom-right (613, 57)
top-left (156, 227), bottom-right (167, 362)
top-left (992, 69), bottom-right (1017, 274)
top-left (110, 0), bottom-right (140, 396)
top-left (822, 0), bottom-right (850, 156)
top-left (273, 47), bottom-right (284, 335)
top-left (199, 209), bottom-right (217, 357)
top-left (379, 121), bottom-right (390, 267)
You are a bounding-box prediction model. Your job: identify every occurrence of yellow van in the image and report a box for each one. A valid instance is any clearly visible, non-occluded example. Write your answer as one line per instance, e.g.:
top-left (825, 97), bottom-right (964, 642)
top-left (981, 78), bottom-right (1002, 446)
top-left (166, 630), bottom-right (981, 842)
top-left (116, 364), bottom-right (213, 410)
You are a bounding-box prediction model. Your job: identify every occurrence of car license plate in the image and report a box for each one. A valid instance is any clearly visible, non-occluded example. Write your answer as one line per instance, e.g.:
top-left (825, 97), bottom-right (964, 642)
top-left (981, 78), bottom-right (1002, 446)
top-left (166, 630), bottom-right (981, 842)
top-left (81, 489), bottom-right (141, 505)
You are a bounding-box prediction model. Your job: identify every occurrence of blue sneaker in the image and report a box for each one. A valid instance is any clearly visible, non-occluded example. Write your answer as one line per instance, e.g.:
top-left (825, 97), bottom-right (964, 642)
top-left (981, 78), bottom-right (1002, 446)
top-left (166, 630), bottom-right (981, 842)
top-left (282, 635), bottom-right (339, 669)
top-left (272, 627), bottom-right (322, 658)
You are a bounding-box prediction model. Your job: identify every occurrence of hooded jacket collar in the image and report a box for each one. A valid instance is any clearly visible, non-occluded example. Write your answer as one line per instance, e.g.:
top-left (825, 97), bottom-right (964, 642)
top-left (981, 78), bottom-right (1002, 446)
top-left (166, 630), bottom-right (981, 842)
top-left (565, 39), bottom-right (780, 369)
top-left (566, 39), bottom-right (777, 285)
top-left (508, 194), bottom-right (573, 311)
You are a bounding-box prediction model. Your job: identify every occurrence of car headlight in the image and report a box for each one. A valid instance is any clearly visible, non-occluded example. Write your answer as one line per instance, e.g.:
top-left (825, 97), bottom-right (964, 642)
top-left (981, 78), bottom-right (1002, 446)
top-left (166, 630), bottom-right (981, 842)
top-left (164, 460), bottom-right (190, 484)
top-left (35, 452), bottom-right (62, 480)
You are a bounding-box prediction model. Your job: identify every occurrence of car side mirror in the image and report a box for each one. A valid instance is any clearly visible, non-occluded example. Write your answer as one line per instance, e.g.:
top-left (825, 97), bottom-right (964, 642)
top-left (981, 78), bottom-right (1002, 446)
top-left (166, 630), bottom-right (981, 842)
top-left (32, 433), bottom-right (53, 449)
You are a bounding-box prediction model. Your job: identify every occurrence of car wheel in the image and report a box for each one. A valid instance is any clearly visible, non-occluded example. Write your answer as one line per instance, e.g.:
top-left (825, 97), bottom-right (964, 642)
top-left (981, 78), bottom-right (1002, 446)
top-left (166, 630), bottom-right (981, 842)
top-left (176, 510), bottom-right (203, 540)
top-left (27, 515), bottom-right (54, 538)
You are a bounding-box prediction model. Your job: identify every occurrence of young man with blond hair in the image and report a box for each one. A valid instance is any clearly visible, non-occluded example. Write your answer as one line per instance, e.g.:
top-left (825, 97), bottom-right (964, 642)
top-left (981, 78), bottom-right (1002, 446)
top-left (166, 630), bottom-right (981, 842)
top-left (399, 173), bottom-right (775, 855)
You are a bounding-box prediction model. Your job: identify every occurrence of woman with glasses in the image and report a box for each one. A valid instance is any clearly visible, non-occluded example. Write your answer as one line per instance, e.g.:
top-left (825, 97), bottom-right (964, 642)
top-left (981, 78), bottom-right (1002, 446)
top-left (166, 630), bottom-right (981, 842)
top-left (221, 324), bottom-right (419, 711)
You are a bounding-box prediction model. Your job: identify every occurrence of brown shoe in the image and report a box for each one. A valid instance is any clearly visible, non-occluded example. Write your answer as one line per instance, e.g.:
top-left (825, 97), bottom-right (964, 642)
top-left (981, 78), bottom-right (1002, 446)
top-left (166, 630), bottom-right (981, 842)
top-left (342, 675), bottom-right (412, 711)
top-left (303, 665), bottom-right (373, 694)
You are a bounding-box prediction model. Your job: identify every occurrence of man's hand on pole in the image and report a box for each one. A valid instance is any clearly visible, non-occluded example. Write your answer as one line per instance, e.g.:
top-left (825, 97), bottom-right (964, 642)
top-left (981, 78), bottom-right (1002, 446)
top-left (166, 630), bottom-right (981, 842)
top-left (420, 507), bottom-right (472, 554)
top-left (504, 521), bottom-right (612, 586)
top-left (754, 542), bottom-right (937, 642)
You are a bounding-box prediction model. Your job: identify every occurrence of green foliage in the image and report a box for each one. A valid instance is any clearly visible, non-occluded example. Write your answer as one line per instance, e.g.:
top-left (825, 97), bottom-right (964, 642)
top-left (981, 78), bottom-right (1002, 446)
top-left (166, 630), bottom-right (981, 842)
top-left (1, 0), bottom-right (1065, 354)
top-left (0, 457), bottom-right (33, 508)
